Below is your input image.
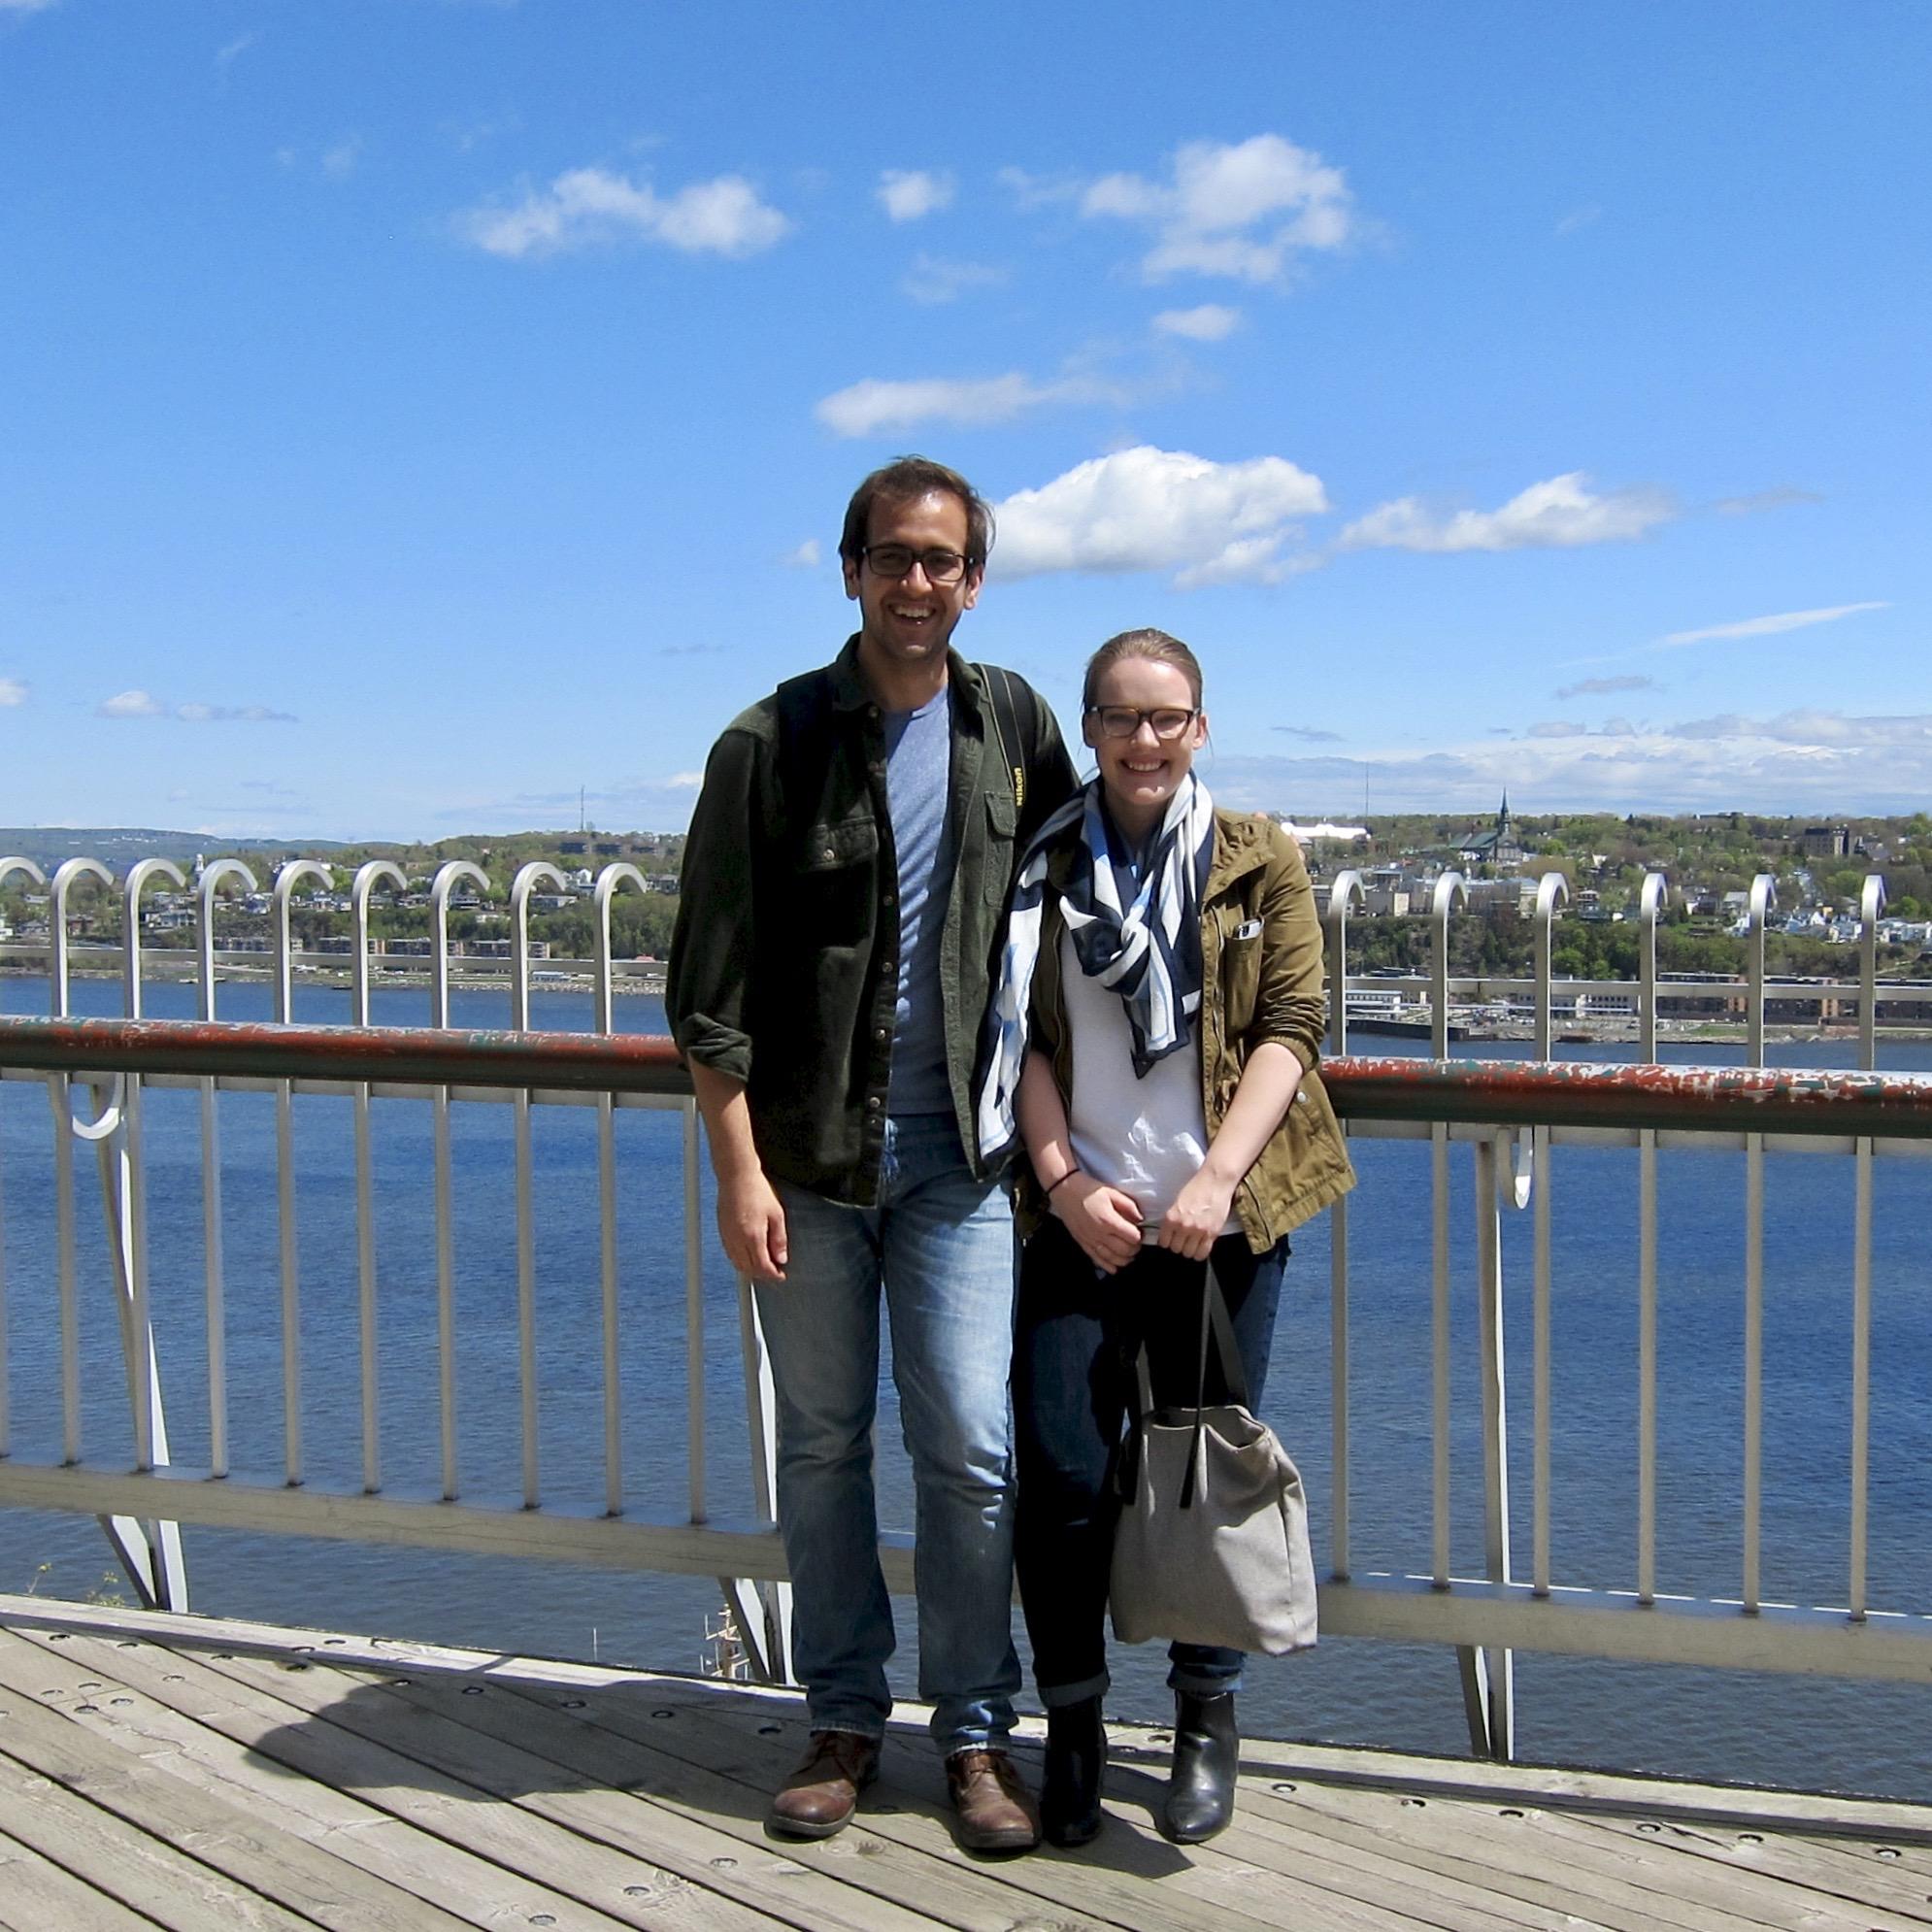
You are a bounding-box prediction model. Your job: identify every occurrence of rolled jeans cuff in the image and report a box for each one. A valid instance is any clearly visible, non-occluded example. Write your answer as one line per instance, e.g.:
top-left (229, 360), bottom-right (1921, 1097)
top-left (1039, 1671), bottom-right (1109, 1711)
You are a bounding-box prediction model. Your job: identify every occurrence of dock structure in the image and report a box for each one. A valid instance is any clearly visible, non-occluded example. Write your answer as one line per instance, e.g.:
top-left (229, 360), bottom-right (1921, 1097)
top-left (5, 1595), bottom-right (1931, 1932)
top-left (9, 857), bottom-right (1932, 1924)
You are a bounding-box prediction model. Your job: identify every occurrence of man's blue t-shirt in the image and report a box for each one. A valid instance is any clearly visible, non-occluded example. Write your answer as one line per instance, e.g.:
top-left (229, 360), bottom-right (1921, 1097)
top-left (883, 687), bottom-right (956, 1116)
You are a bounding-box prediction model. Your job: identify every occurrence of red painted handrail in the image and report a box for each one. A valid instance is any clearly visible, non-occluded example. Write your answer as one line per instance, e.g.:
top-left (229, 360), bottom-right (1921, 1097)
top-left (4, 1015), bottom-right (1932, 1138)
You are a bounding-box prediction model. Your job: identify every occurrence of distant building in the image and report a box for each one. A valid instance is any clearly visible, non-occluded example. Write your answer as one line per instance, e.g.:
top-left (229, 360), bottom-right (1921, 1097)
top-left (1803, 824), bottom-right (1850, 859)
top-left (1279, 818), bottom-right (1370, 845)
top-left (1458, 793), bottom-right (1526, 869)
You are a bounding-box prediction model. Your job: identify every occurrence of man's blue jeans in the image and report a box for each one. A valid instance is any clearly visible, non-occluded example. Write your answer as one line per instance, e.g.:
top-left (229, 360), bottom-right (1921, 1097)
top-left (759, 1114), bottom-right (1022, 1754)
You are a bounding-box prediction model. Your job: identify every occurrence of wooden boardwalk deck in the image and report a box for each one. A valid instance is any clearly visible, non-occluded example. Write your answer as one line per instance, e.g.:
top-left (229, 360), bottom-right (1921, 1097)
top-left (2, 1595), bottom-right (1930, 1931)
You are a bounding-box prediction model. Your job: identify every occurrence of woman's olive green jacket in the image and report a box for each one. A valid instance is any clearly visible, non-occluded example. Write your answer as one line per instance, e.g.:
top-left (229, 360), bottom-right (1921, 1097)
top-left (1018, 807), bottom-right (1356, 1251)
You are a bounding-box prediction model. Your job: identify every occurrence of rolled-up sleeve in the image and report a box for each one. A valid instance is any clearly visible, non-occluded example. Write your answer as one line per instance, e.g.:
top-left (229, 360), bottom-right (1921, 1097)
top-left (666, 727), bottom-right (763, 1083)
top-left (1249, 824), bottom-right (1327, 1074)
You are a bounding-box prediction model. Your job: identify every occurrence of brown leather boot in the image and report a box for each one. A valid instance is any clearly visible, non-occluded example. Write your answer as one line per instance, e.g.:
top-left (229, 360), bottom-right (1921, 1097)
top-left (767, 1730), bottom-right (881, 1839)
top-left (946, 1747), bottom-right (1042, 1853)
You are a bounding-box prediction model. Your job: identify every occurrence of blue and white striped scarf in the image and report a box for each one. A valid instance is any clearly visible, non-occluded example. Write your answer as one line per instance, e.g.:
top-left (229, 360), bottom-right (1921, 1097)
top-left (976, 772), bottom-right (1216, 1164)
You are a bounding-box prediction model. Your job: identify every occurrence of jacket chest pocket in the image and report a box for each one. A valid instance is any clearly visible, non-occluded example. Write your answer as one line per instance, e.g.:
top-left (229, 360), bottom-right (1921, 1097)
top-left (982, 789), bottom-right (1018, 902)
top-left (1219, 912), bottom-right (1263, 1035)
top-left (791, 816), bottom-right (880, 946)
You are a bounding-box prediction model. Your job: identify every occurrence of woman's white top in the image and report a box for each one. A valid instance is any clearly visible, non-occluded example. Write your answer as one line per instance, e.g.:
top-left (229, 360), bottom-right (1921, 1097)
top-left (1060, 927), bottom-right (1240, 1243)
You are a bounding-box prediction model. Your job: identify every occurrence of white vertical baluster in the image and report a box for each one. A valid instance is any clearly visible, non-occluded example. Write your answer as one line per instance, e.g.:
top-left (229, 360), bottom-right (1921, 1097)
top-left (50, 858), bottom-right (111, 1465)
top-left (1323, 870), bottom-right (1363, 1582)
top-left (1469, 1135), bottom-right (1516, 1760)
top-left (1636, 874), bottom-right (1665, 1603)
top-left (197, 860), bottom-right (255, 1480)
top-left (593, 863), bottom-right (646, 1518)
top-left (1531, 875), bottom-right (1567, 1599)
top-left (511, 860), bottom-right (565, 1510)
top-left (351, 860), bottom-right (405, 1495)
top-left (1742, 873), bottom-right (1776, 1612)
top-left (1849, 874), bottom-right (1884, 1618)
top-left (1428, 874), bottom-right (1465, 1589)
top-left (272, 859), bottom-right (332, 1486)
top-left (429, 861), bottom-right (485, 1499)
top-left (0, 859), bottom-right (47, 1455)
top-left (684, 1100), bottom-right (707, 1526)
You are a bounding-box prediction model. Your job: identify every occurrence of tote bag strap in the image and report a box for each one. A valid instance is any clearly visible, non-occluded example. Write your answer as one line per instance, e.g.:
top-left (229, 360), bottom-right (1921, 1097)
top-left (1117, 1260), bottom-right (1251, 1511)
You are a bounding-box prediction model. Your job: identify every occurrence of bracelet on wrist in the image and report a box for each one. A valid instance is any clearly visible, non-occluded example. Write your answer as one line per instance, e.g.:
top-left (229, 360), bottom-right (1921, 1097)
top-left (1044, 1167), bottom-right (1080, 1198)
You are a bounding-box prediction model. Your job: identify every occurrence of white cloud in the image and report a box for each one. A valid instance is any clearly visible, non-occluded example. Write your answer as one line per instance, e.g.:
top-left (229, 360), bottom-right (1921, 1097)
top-left (997, 166), bottom-right (1080, 211)
top-left (814, 370), bottom-right (1128, 438)
top-left (666, 772), bottom-right (703, 788)
top-left (1340, 473), bottom-right (1675, 553)
top-left (97, 690), bottom-right (295, 722)
top-left (216, 32), bottom-right (258, 66)
top-left (1152, 303), bottom-right (1241, 341)
top-left (0, 676), bottom-right (25, 707)
top-left (783, 539), bottom-right (820, 569)
top-left (992, 446), bottom-right (1327, 585)
top-left (1555, 674), bottom-right (1657, 700)
top-left (1715, 485), bottom-right (1823, 516)
top-left (175, 702), bottom-right (297, 723)
top-left (99, 689), bottom-right (166, 718)
top-left (901, 254), bottom-right (1008, 305)
top-left (878, 170), bottom-right (953, 222)
top-left (1555, 204), bottom-right (1602, 237)
top-left (0, 1), bottom-right (58, 13)
top-left (1661, 601), bottom-right (1889, 647)
top-left (1209, 711), bottom-right (1932, 816)
top-left (461, 166), bottom-right (790, 260)
top-left (320, 135), bottom-right (363, 181)
top-left (1077, 134), bottom-right (1354, 284)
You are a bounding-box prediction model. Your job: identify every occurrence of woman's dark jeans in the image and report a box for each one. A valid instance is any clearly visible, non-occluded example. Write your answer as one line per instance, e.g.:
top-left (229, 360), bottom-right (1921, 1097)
top-left (1012, 1216), bottom-right (1289, 1706)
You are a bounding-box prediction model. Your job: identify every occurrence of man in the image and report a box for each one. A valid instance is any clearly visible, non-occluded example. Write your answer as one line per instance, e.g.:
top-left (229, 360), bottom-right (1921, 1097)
top-left (667, 457), bottom-right (1076, 1851)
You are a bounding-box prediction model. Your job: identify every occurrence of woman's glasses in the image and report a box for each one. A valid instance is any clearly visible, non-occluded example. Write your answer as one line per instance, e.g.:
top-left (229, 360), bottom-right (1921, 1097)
top-left (1084, 705), bottom-right (1199, 741)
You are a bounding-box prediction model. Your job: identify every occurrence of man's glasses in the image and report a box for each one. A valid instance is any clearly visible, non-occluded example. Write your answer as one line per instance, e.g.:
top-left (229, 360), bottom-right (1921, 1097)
top-left (1085, 705), bottom-right (1199, 741)
top-left (860, 544), bottom-right (973, 585)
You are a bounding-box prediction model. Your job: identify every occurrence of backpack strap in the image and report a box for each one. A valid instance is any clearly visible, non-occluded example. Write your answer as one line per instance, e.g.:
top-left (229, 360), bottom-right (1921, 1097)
top-left (975, 661), bottom-right (1038, 816)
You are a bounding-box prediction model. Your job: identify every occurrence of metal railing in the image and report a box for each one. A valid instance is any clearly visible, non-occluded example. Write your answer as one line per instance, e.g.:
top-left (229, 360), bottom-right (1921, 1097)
top-left (4, 855), bottom-right (1932, 1760)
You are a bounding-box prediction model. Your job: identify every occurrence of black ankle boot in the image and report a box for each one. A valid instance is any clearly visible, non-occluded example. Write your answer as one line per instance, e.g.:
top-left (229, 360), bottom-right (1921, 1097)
top-left (1161, 1690), bottom-right (1238, 1844)
top-left (1041, 1696), bottom-right (1106, 1847)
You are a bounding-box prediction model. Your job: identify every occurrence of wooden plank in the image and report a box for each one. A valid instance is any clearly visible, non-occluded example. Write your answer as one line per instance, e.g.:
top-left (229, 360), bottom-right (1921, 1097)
top-left (0, 1667), bottom-right (481, 1932)
top-left (1080, 1750), bottom-right (1596, 1932)
top-left (1223, 1757), bottom-right (1930, 1932)
top-left (0, 1819), bottom-right (168, 1931)
top-left (0, 1626), bottom-right (653, 1932)
top-left (0, 1726), bottom-right (318, 1931)
top-left (1578, 1812), bottom-right (1932, 1928)
top-left (215, 1647), bottom-right (1147, 1932)
top-left (589, 1675), bottom-right (1419, 1932)
top-left (11, 1602), bottom-right (1931, 1932)
top-left (192, 1645), bottom-right (957, 1932)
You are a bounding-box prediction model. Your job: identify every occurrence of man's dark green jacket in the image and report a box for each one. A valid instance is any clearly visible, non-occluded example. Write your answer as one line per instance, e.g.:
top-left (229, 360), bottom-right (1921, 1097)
top-left (667, 637), bottom-right (1077, 1205)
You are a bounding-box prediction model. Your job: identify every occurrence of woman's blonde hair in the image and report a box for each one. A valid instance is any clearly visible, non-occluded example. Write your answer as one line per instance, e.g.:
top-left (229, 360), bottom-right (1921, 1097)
top-left (1082, 627), bottom-right (1204, 710)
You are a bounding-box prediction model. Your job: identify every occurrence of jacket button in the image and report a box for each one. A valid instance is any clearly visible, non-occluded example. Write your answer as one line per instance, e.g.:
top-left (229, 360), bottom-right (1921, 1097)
top-left (821, 848), bottom-right (835, 861)
top-left (875, 1027), bottom-right (888, 1042)
top-left (866, 1095), bottom-right (882, 1112)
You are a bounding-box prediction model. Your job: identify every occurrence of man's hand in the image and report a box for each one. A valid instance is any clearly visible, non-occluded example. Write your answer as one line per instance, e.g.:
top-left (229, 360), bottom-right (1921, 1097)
top-left (716, 1167), bottom-right (789, 1282)
top-left (1157, 1167), bottom-right (1237, 1263)
top-left (1053, 1174), bottom-right (1144, 1274)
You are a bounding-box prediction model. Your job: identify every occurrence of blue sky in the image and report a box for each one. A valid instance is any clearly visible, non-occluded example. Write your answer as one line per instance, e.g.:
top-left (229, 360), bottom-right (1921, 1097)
top-left (2, 1), bottom-right (1926, 840)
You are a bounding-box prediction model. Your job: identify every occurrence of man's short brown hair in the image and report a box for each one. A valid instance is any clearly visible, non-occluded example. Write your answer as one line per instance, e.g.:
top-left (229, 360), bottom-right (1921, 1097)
top-left (839, 455), bottom-right (995, 569)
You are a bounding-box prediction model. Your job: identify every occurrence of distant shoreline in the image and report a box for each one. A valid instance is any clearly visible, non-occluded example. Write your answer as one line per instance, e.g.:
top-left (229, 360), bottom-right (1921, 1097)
top-left (14, 964), bottom-right (1932, 1045)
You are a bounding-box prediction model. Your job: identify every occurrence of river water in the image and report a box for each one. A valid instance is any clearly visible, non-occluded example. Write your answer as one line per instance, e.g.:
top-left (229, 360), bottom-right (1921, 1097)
top-left (4, 974), bottom-right (1930, 1802)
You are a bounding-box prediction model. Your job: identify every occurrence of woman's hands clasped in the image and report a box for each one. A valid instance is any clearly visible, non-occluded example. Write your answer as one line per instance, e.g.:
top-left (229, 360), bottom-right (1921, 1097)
top-left (1050, 1172), bottom-right (1145, 1274)
top-left (1156, 1167), bottom-right (1238, 1262)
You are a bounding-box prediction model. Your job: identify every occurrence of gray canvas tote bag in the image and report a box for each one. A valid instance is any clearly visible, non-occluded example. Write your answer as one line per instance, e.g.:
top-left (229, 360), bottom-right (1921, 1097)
top-left (1108, 1270), bottom-right (1318, 1656)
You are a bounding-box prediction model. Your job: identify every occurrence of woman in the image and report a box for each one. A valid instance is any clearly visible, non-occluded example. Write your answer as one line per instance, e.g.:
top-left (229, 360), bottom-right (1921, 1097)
top-left (977, 628), bottom-right (1354, 1848)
